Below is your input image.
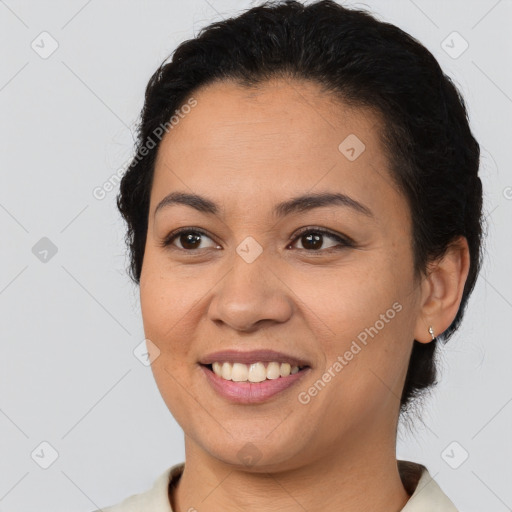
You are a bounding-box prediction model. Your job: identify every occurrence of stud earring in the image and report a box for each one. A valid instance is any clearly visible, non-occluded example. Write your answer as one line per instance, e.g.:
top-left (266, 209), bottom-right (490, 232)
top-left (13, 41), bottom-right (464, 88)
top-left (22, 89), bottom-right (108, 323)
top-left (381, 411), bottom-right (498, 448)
top-left (428, 326), bottom-right (435, 340)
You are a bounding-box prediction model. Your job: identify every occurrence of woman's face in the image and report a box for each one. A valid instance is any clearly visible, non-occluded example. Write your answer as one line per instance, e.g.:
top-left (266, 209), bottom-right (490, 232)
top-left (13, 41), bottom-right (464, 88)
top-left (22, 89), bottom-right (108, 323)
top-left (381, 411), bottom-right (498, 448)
top-left (140, 78), bottom-right (425, 470)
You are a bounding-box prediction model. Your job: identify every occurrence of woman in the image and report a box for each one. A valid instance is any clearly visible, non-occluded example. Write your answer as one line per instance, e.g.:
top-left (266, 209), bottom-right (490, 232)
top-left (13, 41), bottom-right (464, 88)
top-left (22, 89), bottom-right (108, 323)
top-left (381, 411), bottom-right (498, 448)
top-left (98, 0), bottom-right (483, 510)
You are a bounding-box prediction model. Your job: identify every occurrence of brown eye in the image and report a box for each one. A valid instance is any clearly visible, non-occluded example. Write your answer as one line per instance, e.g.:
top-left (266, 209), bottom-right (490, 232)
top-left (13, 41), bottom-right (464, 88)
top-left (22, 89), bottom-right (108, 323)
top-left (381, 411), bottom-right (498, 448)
top-left (161, 228), bottom-right (219, 251)
top-left (289, 228), bottom-right (354, 252)
top-left (177, 232), bottom-right (203, 250)
top-left (160, 226), bottom-right (354, 253)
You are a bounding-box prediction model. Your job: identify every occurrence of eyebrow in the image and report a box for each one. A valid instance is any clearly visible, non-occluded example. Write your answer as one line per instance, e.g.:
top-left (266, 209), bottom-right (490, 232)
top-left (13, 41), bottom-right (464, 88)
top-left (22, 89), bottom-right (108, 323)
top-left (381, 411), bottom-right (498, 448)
top-left (153, 191), bottom-right (373, 219)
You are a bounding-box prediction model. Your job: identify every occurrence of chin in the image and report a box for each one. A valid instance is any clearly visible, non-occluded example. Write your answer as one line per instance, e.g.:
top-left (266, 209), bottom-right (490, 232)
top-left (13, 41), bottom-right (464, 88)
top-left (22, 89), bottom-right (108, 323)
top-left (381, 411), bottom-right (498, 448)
top-left (193, 431), bottom-right (309, 473)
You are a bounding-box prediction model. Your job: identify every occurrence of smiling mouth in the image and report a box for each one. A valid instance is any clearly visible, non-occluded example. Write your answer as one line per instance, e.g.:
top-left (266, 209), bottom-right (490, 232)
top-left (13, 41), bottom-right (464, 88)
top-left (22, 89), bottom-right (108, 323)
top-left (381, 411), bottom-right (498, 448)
top-left (201, 361), bottom-right (309, 383)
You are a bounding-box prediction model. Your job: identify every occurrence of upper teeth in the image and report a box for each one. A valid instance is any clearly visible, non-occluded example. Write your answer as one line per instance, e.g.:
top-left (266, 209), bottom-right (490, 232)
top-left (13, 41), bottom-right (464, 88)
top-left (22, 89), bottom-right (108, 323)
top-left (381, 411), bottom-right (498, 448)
top-left (211, 361), bottom-right (303, 382)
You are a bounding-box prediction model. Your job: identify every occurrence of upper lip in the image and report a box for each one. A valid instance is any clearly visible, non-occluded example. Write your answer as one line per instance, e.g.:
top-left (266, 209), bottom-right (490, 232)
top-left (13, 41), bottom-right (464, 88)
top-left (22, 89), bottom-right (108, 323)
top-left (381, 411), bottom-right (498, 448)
top-left (199, 349), bottom-right (311, 368)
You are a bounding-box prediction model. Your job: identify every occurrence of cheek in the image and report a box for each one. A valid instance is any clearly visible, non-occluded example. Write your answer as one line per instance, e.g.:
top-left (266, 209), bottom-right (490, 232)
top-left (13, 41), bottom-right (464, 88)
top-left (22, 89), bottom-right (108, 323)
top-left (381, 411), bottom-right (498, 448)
top-left (140, 259), bottom-right (207, 424)
top-left (139, 254), bottom-right (203, 358)
top-left (291, 261), bottom-right (403, 335)
top-left (289, 261), bottom-right (412, 388)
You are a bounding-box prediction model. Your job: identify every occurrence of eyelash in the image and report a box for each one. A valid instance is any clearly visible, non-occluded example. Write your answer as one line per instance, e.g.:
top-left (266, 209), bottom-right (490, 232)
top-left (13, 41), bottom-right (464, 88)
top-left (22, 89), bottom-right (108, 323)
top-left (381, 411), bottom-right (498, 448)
top-left (159, 226), bottom-right (355, 254)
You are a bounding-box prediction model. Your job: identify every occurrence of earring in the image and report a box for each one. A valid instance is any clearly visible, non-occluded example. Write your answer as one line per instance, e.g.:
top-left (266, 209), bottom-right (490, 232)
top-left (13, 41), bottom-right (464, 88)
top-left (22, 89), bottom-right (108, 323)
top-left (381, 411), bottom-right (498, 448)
top-left (428, 326), bottom-right (435, 340)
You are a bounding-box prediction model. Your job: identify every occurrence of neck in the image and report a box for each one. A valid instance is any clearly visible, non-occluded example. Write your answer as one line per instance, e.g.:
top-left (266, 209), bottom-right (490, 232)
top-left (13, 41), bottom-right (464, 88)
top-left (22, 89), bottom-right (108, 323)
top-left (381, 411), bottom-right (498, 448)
top-left (170, 424), bottom-right (411, 512)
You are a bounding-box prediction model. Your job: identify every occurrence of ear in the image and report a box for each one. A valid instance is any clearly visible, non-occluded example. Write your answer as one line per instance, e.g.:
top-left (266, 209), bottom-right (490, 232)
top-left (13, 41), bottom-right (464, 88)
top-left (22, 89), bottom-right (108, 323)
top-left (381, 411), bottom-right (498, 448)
top-left (413, 236), bottom-right (471, 344)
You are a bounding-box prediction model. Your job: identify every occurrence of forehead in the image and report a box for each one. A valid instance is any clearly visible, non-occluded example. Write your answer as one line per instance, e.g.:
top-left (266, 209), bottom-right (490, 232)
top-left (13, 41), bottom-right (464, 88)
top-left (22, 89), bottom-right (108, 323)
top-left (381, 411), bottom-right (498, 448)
top-left (157, 77), bottom-right (380, 162)
top-left (151, 78), bottom-right (404, 222)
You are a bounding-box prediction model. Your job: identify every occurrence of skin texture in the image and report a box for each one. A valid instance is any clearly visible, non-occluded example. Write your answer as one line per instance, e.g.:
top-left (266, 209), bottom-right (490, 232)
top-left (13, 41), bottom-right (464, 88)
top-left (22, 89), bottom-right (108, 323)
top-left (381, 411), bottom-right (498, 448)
top-left (139, 77), bottom-right (470, 512)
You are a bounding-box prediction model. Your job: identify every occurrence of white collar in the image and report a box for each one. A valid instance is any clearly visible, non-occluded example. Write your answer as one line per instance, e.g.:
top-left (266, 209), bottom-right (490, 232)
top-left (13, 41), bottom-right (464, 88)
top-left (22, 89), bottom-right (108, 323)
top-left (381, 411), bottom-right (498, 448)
top-left (398, 460), bottom-right (458, 511)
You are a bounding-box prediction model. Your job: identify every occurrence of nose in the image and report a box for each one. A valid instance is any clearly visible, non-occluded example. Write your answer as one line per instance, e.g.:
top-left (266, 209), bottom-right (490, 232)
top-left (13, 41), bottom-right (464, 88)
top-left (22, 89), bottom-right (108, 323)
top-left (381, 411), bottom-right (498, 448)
top-left (207, 252), bottom-right (293, 332)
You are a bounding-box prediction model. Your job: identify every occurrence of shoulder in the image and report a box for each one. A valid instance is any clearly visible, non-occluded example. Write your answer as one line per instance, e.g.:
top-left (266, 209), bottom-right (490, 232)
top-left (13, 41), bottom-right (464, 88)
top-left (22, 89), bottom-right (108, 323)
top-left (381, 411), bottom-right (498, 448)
top-left (89, 463), bottom-right (184, 512)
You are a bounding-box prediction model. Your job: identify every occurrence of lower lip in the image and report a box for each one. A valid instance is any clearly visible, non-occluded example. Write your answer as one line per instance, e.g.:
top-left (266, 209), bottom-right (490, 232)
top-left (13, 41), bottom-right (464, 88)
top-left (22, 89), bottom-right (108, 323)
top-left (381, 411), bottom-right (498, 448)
top-left (200, 364), bottom-right (310, 404)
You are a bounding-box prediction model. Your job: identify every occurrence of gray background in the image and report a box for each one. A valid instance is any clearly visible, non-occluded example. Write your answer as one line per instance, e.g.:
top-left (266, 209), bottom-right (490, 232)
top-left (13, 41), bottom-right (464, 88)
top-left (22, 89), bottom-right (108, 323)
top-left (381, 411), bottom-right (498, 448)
top-left (0, 0), bottom-right (510, 511)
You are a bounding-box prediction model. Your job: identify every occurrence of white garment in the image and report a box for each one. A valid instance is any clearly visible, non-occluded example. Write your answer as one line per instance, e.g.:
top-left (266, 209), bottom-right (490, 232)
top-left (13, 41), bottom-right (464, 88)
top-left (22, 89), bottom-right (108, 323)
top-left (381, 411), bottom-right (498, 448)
top-left (95, 459), bottom-right (458, 511)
